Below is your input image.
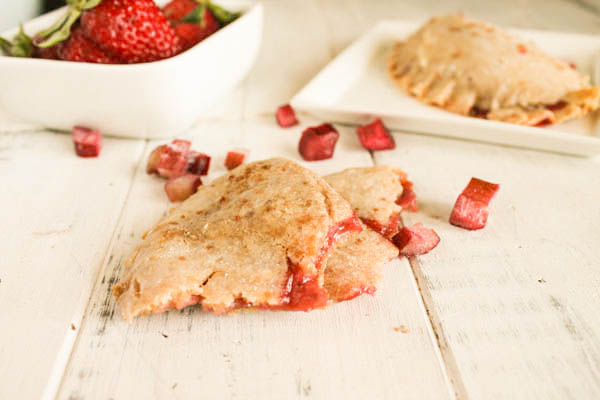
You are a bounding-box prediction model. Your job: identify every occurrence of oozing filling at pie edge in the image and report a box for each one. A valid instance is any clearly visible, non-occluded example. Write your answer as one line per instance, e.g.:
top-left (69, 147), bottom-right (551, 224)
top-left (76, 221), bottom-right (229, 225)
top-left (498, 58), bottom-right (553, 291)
top-left (470, 101), bottom-right (568, 126)
top-left (362, 213), bottom-right (401, 238)
top-left (276, 213), bottom-right (363, 312)
top-left (167, 213), bottom-right (363, 314)
top-left (360, 177), bottom-right (415, 238)
top-left (338, 285), bottom-right (377, 302)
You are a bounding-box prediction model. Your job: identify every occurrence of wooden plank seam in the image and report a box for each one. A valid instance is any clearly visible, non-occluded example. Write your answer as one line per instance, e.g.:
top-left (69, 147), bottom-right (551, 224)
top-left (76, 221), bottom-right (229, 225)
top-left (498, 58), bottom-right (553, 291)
top-left (50, 140), bottom-right (150, 400)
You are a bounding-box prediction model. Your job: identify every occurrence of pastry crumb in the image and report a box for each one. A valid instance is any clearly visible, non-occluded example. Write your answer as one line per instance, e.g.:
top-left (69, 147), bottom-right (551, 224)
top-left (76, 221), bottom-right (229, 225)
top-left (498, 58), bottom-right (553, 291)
top-left (394, 325), bottom-right (409, 333)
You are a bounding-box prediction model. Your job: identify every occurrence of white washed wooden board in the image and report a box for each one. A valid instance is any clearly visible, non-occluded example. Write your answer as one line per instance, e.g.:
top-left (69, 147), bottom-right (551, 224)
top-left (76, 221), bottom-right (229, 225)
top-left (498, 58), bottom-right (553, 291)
top-left (57, 119), bottom-right (453, 400)
top-left (1, 0), bottom-right (600, 399)
top-left (0, 131), bottom-right (144, 400)
top-left (375, 130), bottom-right (600, 399)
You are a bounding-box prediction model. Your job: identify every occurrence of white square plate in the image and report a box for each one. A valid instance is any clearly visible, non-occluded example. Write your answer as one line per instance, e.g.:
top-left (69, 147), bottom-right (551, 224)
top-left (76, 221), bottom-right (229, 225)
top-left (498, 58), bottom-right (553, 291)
top-left (291, 20), bottom-right (600, 156)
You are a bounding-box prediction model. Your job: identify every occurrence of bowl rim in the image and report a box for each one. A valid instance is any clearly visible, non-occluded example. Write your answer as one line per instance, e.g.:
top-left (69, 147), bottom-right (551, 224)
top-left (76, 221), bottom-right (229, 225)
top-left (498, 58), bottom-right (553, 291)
top-left (0, 1), bottom-right (262, 71)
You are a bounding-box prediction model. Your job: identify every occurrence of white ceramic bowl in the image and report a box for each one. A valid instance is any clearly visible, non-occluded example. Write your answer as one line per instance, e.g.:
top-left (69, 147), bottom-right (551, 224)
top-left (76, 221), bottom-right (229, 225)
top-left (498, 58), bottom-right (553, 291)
top-left (0, 1), bottom-right (263, 139)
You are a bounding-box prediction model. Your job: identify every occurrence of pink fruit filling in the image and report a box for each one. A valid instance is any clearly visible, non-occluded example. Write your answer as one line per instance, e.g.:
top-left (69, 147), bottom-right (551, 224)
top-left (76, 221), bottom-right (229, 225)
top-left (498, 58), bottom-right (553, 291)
top-left (393, 222), bottom-right (440, 256)
top-left (362, 212), bottom-right (401, 239)
top-left (397, 179), bottom-right (418, 212)
top-left (276, 104), bottom-right (299, 127)
top-left (277, 214), bottom-right (362, 312)
top-left (298, 123), bottom-right (339, 161)
top-left (72, 126), bottom-right (102, 158)
top-left (449, 177), bottom-right (500, 230)
top-left (356, 119), bottom-right (395, 151)
top-left (337, 285), bottom-right (377, 302)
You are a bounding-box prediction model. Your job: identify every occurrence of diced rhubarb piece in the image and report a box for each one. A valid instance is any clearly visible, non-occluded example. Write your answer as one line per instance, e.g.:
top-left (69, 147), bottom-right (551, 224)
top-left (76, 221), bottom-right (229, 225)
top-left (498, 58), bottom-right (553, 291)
top-left (276, 104), bottom-right (298, 127)
top-left (225, 149), bottom-right (248, 170)
top-left (298, 123), bottom-right (339, 161)
top-left (187, 151), bottom-right (211, 175)
top-left (449, 177), bottom-right (500, 230)
top-left (156, 139), bottom-right (191, 179)
top-left (397, 179), bottom-right (418, 212)
top-left (72, 126), bottom-right (102, 158)
top-left (164, 174), bottom-right (202, 202)
top-left (146, 145), bottom-right (166, 174)
top-left (392, 223), bottom-right (440, 256)
top-left (356, 119), bottom-right (395, 151)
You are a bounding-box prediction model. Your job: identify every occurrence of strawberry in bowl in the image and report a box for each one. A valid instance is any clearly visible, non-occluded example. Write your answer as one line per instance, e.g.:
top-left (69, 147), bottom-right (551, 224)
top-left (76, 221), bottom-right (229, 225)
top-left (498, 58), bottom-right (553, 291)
top-left (0, 0), bottom-right (263, 138)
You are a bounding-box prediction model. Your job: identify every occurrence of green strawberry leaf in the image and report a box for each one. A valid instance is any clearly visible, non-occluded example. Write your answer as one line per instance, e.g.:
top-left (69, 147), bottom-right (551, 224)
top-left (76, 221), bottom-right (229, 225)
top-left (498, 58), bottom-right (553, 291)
top-left (66, 0), bottom-right (100, 9)
top-left (182, 4), bottom-right (208, 28)
top-left (81, 0), bottom-right (103, 10)
top-left (36, 9), bottom-right (81, 48)
top-left (0, 26), bottom-right (34, 57)
top-left (0, 37), bottom-right (12, 56)
top-left (206, 1), bottom-right (240, 26)
top-left (35, 0), bottom-right (97, 48)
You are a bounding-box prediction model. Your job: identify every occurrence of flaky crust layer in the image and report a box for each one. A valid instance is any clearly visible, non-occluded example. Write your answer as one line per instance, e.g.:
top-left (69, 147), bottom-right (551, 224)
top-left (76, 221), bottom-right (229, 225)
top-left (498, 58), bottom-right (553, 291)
top-left (114, 158), bottom-right (355, 321)
top-left (324, 223), bottom-right (398, 302)
top-left (387, 15), bottom-right (600, 125)
top-left (325, 166), bottom-right (405, 237)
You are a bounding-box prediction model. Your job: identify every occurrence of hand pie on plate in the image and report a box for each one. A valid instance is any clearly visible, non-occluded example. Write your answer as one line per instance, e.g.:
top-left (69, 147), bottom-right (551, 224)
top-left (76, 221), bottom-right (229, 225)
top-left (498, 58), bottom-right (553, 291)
top-left (387, 15), bottom-right (600, 126)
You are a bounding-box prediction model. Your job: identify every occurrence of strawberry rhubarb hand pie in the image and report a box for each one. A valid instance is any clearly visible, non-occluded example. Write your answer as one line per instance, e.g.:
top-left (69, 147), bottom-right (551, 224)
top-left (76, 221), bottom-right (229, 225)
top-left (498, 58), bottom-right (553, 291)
top-left (113, 158), bottom-right (397, 321)
top-left (324, 166), bottom-right (415, 239)
top-left (387, 15), bottom-right (600, 126)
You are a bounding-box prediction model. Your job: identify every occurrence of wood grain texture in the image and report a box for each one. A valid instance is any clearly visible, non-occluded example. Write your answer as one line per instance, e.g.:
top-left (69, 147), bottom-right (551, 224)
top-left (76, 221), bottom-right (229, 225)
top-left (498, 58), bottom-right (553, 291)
top-left (375, 131), bottom-right (600, 399)
top-left (1, 0), bottom-right (600, 399)
top-left (56, 119), bottom-right (452, 400)
top-left (0, 131), bottom-right (145, 400)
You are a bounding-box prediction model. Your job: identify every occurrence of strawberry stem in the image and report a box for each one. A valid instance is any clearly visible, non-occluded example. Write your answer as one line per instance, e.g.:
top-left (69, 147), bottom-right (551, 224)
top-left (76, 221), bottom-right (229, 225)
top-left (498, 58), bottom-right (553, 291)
top-left (35, 0), bottom-right (102, 48)
top-left (0, 26), bottom-right (34, 57)
top-left (182, 4), bottom-right (208, 28)
top-left (206, 1), bottom-right (240, 26)
top-left (36, 12), bottom-right (70, 39)
top-left (36, 9), bottom-right (81, 48)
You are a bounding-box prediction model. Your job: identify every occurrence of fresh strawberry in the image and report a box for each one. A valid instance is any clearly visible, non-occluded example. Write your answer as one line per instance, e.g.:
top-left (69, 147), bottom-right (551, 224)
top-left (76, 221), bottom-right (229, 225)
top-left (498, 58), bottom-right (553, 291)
top-left (56, 25), bottom-right (119, 63)
top-left (450, 178), bottom-right (499, 230)
top-left (35, 40), bottom-right (60, 60)
top-left (393, 223), bottom-right (440, 256)
top-left (72, 126), bottom-right (102, 157)
top-left (276, 104), bottom-right (298, 128)
top-left (80, 0), bottom-right (181, 63)
top-left (162, 0), bottom-right (198, 21)
top-left (298, 123), bottom-right (339, 161)
top-left (357, 119), bottom-right (395, 151)
top-left (165, 174), bottom-right (202, 202)
top-left (225, 149), bottom-right (248, 170)
top-left (174, 20), bottom-right (218, 51)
